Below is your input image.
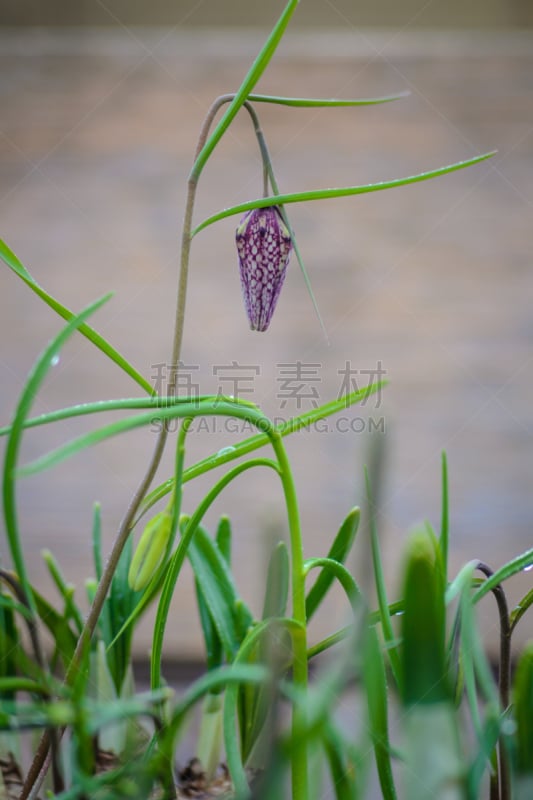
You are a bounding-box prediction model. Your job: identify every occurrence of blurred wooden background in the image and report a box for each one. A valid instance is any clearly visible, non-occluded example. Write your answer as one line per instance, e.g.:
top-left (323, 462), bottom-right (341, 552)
top-left (2, 0), bottom-right (533, 28)
top-left (1, 14), bottom-right (532, 658)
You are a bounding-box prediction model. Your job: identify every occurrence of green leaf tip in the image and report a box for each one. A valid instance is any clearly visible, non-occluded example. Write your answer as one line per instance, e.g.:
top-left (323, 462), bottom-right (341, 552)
top-left (401, 528), bottom-right (449, 707)
top-left (192, 150), bottom-right (497, 236)
top-left (190, 0), bottom-right (300, 181)
top-left (0, 239), bottom-right (153, 396)
top-left (514, 641), bottom-right (533, 774)
top-left (247, 90), bottom-right (410, 107)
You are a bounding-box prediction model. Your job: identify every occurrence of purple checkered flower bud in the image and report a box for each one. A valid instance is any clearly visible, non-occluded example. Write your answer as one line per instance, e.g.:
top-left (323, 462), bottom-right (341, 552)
top-left (235, 206), bottom-right (293, 332)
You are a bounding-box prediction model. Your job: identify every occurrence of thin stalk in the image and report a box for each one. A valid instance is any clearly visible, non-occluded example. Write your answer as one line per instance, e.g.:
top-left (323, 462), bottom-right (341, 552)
top-left (172, 94), bottom-right (271, 377)
top-left (268, 432), bottom-right (308, 800)
top-left (476, 561), bottom-right (511, 800)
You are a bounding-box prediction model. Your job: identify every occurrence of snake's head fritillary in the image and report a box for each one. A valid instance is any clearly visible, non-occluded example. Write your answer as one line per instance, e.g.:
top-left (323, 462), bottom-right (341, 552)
top-left (235, 206), bottom-right (293, 332)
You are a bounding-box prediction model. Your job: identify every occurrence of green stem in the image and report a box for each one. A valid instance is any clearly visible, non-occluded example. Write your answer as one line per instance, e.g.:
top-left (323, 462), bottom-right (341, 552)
top-left (148, 406), bottom-right (308, 799)
top-left (269, 432), bottom-right (308, 800)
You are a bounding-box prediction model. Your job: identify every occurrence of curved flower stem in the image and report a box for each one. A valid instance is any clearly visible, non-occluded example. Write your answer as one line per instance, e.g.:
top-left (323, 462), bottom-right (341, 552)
top-left (149, 406), bottom-right (308, 800)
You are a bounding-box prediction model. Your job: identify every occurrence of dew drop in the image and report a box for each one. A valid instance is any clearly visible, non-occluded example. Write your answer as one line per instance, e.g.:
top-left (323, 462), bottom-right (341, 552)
top-left (524, 564), bottom-right (533, 572)
top-left (50, 354), bottom-right (60, 367)
top-left (501, 718), bottom-right (517, 736)
top-left (217, 446), bottom-right (236, 458)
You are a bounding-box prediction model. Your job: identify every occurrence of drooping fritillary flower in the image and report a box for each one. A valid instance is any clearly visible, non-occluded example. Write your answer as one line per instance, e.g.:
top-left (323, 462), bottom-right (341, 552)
top-left (235, 206), bottom-right (293, 332)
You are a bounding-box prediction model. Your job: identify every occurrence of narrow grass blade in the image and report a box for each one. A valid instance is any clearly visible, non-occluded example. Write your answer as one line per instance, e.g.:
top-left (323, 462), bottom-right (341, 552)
top-left (511, 586), bottom-right (533, 633)
top-left (190, 0), bottom-right (300, 180)
top-left (41, 549), bottom-right (84, 634)
top-left (0, 623), bottom-right (49, 686)
top-left (192, 152), bottom-right (496, 235)
top-left (513, 643), bottom-right (533, 776)
top-left (0, 678), bottom-right (50, 696)
top-left (196, 691), bottom-right (225, 780)
top-left (473, 547), bottom-right (533, 604)
top-left (188, 525), bottom-right (253, 660)
top-left (288, 224), bottom-right (327, 339)
top-left (20, 381), bottom-right (384, 480)
top-left (0, 594), bottom-right (21, 717)
top-left (0, 240), bottom-right (153, 395)
top-left (196, 523), bottom-right (231, 672)
top-left (306, 599), bottom-right (405, 661)
top-left (33, 589), bottom-right (78, 668)
top-left (83, 688), bottom-right (170, 735)
top-left (457, 573), bottom-right (500, 794)
top-left (0, 395), bottom-right (221, 437)
top-left (401, 529), bottom-right (448, 706)
top-left (305, 508), bottom-right (360, 621)
top-left (466, 710), bottom-right (502, 799)
top-left (440, 451), bottom-right (449, 580)
top-left (195, 517), bottom-right (233, 668)
top-left (401, 531), bottom-right (463, 800)
top-left (364, 626), bottom-right (397, 800)
top-left (280, 650), bottom-right (351, 746)
top-left (107, 536), bottom-right (137, 693)
top-left (304, 558), bottom-right (361, 618)
top-left (3, 294), bottom-right (111, 616)
top-left (216, 516), bottom-right (232, 565)
top-left (460, 569), bottom-right (499, 708)
top-left (365, 469), bottom-right (401, 687)
top-left (0, 592), bottom-right (32, 623)
top-left (195, 579), bottom-right (223, 672)
top-left (17, 400), bottom-right (263, 476)
top-left (92, 502), bottom-right (103, 583)
top-left (262, 541), bottom-right (290, 620)
top-left (137, 381), bottom-right (386, 517)
top-left (247, 92), bottom-right (409, 107)
top-left (322, 722), bottom-right (358, 800)
top-left (445, 560), bottom-right (480, 605)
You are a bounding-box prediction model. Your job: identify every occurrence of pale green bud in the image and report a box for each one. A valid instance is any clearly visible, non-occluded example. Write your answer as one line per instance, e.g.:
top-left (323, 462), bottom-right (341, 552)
top-left (128, 510), bottom-right (172, 591)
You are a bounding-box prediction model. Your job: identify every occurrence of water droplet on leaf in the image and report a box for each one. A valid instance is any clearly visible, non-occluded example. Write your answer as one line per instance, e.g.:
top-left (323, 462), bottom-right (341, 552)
top-left (501, 718), bottom-right (517, 736)
top-left (217, 446), bottom-right (236, 458)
